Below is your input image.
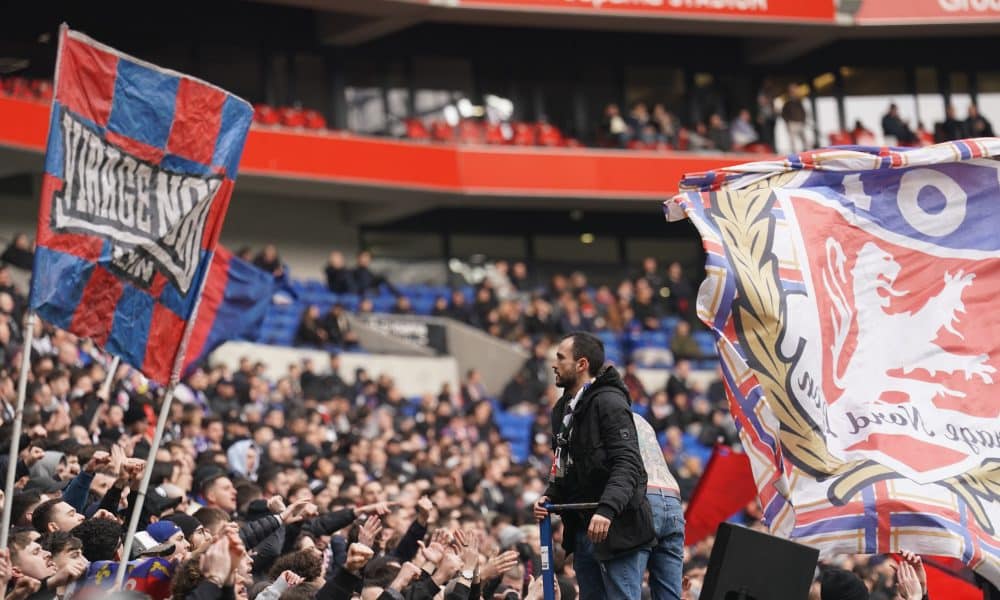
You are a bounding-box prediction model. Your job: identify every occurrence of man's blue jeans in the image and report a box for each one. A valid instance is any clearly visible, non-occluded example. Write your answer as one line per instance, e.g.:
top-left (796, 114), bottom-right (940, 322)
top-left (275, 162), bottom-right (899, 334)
top-left (640, 490), bottom-right (686, 600)
top-left (573, 528), bottom-right (646, 600)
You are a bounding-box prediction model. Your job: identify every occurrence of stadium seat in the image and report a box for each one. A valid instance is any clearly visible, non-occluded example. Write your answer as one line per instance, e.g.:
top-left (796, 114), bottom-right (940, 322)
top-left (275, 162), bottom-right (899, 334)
top-left (509, 122), bottom-right (535, 146)
top-left (535, 122), bottom-right (563, 147)
top-left (742, 142), bottom-right (773, 154)
top-left (278, 107), bottom-right (306, 128)
top-left (693, 331), bottom-right (718, 357)
top-left (254, 104), bottom-right (280, 126)
top-left (484, 123), bottom-right (506, 144)
top-left (458, 120), bottom-right (485, 144)
top-left (430, 121), bottom-right (454, 142)
top-left (828, 131), bottom-right (853, 146)
top-left (303, 109), bottom-right (327, 130)
top-left (405, 119), bottom-right (430, 141)
top-left (676, 128), bottom-right (691, 151)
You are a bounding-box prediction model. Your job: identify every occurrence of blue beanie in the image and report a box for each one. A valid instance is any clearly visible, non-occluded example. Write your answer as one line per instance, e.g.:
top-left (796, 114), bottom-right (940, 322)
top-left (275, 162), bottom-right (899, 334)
top-left (146, 520), bottom-right (182, 543)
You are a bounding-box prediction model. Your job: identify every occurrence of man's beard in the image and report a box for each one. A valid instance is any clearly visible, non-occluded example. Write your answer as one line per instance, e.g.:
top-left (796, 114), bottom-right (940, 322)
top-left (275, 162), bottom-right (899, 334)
top-left (555, 371), bottom-right (576, 390)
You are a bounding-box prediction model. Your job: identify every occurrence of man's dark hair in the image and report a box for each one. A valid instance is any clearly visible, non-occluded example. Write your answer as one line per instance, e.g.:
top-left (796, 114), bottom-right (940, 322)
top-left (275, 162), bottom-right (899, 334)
top-left (9, 530), bottom-right (36, 561)
top-left (193, 507), bottom-right (230, 531)
top-left (362, 556), bottom-right (401, 588)
top-left (257, 464), bottom-right (283, 491)
top-left (10, 491), bottom-right (41, 526)
top-left (278, 584), bottom-right (318, 600)
top-left (236, 482), bottom-right (263, 515)
top-left (564, 332), bottom-right (605, 377)
top-left (267, 549), bottom-right (322, 581)
top-left (40, 531), bottom-right (82, 555)
top-left (71, 518), bottom-right (123, 562)
top-left (31, 497), bottom-right (63, 533)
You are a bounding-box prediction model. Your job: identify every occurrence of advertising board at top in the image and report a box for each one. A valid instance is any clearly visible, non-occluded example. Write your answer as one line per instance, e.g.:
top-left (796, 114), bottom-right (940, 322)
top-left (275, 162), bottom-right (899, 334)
top-left (856, 0), bottom-right (1000, 23)
top-left (431, 0), bottom-right (835, 22)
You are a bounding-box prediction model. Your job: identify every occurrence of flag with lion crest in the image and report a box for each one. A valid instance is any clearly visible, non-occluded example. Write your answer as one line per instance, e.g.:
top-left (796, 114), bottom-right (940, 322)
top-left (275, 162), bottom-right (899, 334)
top-left (667, 139), bottom-right (1000, 585)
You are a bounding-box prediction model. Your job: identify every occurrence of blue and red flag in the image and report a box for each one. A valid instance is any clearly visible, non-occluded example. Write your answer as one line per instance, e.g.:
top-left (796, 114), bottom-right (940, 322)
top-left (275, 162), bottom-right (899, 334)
top-left (29, 26), bottom-right (252, 384)
top-left (668, 139), bottom-right (1000, 584)
top-left (182, 245), bottom-right (275, 373)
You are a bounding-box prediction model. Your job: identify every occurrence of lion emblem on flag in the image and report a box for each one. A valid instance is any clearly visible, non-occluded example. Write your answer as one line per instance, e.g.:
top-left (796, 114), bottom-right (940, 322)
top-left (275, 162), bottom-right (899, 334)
top-left (823, 239), bottom-right (995, 403)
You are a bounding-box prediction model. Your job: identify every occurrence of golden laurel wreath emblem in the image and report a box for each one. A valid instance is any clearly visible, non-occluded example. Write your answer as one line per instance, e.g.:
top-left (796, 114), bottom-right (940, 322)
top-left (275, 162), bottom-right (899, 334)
top-left (708, 172), bottom-right (1000, 535)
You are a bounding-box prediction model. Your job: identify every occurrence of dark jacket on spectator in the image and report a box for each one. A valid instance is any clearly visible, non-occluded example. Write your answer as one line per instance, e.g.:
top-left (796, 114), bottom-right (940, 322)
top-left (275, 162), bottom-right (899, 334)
top-left (544, 367), bottom-right (655, 560)
top-left (325, 265), bottom-right (354, 294)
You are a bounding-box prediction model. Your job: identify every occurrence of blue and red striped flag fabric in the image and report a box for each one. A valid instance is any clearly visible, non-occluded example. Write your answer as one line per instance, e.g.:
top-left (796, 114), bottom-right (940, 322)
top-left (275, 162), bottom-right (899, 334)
top-left (668, 139), bottom-right (1000, 585)
top-left (29, 26), bottom-right (252, 384)
top-left (181, 246), bottom-right (274, 374)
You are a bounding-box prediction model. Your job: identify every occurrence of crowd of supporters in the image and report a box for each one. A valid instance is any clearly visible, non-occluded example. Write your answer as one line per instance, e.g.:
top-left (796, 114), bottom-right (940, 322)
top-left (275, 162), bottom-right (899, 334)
top-left (0, 232), bottom-right (957, 599)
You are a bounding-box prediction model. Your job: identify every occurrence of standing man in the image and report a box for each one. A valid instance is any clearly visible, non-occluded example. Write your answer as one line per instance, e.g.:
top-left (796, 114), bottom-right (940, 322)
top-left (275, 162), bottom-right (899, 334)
top-left (633, 414), bottom-right (685, 599)
top-left (534, 332), bottom-right (654, 600)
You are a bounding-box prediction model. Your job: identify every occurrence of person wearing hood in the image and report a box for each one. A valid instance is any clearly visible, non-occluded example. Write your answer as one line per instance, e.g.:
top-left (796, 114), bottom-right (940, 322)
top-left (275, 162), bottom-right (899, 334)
top-left (227, 439), bottom-right (259, 481)
top-left (534, 332), bottom-right (655, 600)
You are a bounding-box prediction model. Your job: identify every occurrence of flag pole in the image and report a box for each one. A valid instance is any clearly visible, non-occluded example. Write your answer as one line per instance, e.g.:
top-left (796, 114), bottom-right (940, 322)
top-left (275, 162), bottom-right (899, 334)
top-left (99, 355), bottom-right (121, 400)
top-left (0, 312), bottom-right (36, 550)
top-left (113, 250), bottom-right (214, 589)
top-left (113, 383), bottom-right (176, 588)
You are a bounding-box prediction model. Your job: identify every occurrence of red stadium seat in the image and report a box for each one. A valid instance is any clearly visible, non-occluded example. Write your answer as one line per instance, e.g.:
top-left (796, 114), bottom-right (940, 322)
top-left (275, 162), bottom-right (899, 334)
top-left (430, 120), bottom-right (454, 142)
top-left (30, 80), bottom-right (53, 102)
top-left (458, 120), bottom-right (485, 144)
top-left (535, 122), bottom-right (563, 147)
top-left (742, 142), bottom-right (774, 154)
top-left (303, 109), bottom-right (326, 130)
top-left (676, 128), bottom-right (690, 151)
top-left (279, 107), bottom-right (306, 128)
top-left (484, 123), bottom-right (506, 144)
top-left (509, 122), bottom-right (535, 146)
top-left (627, 140), bottom-right (652, 150)
top-left (828, 131), bottom-right (853, 146)
top-left (254, 104), bottom-right (280, 126)
top-left (405, 118), bottom-right (430, 140)
top-left (563, 138), bottom-right (582, 148)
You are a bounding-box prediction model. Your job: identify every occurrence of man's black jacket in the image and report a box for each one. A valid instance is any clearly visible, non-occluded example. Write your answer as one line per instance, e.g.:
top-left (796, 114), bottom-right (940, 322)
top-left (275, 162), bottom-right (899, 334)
top-left (544, 366), bottom-right (654, 560)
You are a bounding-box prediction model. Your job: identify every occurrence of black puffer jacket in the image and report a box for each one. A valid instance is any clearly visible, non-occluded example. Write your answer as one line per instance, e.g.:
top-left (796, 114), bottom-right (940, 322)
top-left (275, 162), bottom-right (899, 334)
top-left (544, 366), bottom-right (654, 560)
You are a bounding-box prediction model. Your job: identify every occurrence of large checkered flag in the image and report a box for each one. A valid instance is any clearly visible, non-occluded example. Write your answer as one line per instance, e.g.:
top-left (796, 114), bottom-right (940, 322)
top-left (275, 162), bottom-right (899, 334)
top-left (4, 25), bottom-right (252, 588)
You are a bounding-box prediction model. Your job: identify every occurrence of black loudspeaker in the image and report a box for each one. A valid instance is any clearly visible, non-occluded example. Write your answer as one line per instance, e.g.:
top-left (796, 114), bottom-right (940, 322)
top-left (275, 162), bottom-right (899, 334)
top-left (700, 523), bottom-right (819, 600)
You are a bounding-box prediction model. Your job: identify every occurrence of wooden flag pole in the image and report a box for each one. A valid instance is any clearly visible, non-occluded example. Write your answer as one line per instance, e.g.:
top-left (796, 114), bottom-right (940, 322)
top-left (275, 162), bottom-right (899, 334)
top-left (0, 312), bottom-right (35, 550)
top-left (113, 383), bottom-right (177, 589)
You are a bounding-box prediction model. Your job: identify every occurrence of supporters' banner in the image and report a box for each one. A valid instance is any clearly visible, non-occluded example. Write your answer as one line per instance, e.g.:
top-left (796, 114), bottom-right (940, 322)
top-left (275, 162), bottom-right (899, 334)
top-left (667, 139), bottom-right (1000, 585)
top-left (29, 26), bottom-right (252, 384)
top-left (856, 0), bottom-right (1000, 24)
top-left (435, 0), bottom-right (834, 22)
top-left (182, 246), bottom-right (275, 373)
top-left (684, 445), bottom-right (757, 545)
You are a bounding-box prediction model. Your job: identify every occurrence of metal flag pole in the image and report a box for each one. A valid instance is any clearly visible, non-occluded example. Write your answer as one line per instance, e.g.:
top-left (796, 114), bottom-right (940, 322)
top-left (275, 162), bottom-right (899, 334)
top-left (99, 355), bottom-right (121, 400)
top-left (540, 502), bottom-right (599, 600)
top-left (0, 312), bottom-right (36, 550)
top-left (113, 383), bottom-right (176, 588)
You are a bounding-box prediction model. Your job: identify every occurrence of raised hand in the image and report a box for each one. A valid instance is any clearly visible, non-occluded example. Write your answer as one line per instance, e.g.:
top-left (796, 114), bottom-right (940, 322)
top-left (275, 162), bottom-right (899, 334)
top-left (357, 515), bottom-right (383, 549)
top-left (280, 500), bottom-right (319, 524)
top-left (898, 550), bottom-right (927, 595)
top-left (895, 561), bottom-right (923, 600)
top-left (200, 539), bottom-right (231, 586)
top-left (267, 496), bottom-right (286, 515)
top-left (389, 562), bottom-right (422, 591)
top-left (453, 529), bottom-right (479, 572)
top-left (346, 543), bottom-right (375, 574)
top-left (279, 570), bottom-right (303, 587)
top-left (84, 451), bottom-right (111, 474)
top-left (416, 496), bottom-right (437, 525)
top-left (480, 550), bottom-right (519, 581)
top-left (358, 500), bottom-right (398, 517)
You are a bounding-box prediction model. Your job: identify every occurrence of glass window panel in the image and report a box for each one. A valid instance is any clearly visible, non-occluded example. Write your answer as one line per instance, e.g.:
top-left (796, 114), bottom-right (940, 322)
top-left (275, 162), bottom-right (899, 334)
top-left (815, 97), bottom-right (842, 145)
top-left (534, 235), bottom-right (619, 264)
top-left (364, 233), bottom-right (443, 259)
top-left (917, 94), bottom-right (945, 131)
top-left (450, 235), bottom-right (527, 261)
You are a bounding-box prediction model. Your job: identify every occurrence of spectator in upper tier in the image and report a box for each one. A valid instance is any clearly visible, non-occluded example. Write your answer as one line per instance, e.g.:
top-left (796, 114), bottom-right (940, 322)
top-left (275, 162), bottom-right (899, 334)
top-left (782, 83), bottom-right (808, 153)
top-left (652, 104), bottom-right (678, 148)
top-left (966, 104), bottom-right (994, 138)
top-left (755, 92), bottom-right (777, 150)
top-left (324, 251), bottom-right (354, 294)
top-left (446, 289), bottom-right (474, 324)
top-left (632, 280), bottom-right (662, 332)
top-left (880, 103), bottom-right (916, 145)
top-left (1, 233), bottom-right (34, 271)
top-left (688, 122), bottom-right (715, 151)
top-left (509, 261), bottom-right (530, 291)
top-left (600, 103), bottom-right (629, 147)
top-left (253, 244), bottom-right (284, 278)
top-left (352, 250), bottom-right (397, 295)
top-left (627, 102), bottom-right (655, 144)
top-left (707, 114), bottom-right (732, 152)
top-left (294, 305), bottom-right (327, 347)
top-left (851, 120), bottom-right (876, 145)
top-left (730, 108), bottom-right (759, 148)
top-left (320, 303), bottom-right (359, 348)
top-left (939, 104), bottom-right (967, 142)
